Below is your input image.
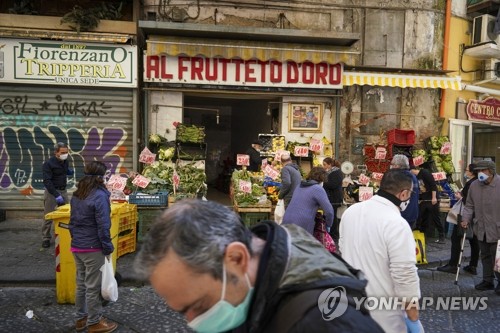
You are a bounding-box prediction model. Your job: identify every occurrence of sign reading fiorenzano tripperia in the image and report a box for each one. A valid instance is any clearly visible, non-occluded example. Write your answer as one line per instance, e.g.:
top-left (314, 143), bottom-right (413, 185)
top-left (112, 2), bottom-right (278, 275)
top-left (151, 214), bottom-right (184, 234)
top-left (0, 38), bottom-right (137, 88)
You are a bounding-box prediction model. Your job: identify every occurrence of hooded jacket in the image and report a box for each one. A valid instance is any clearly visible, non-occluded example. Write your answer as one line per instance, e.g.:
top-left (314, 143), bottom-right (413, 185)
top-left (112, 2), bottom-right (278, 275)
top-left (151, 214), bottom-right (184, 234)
top-left (282, 180), bottom-right (334, 234)
top-left (69, 187), bottom-right (114, 255)
top-left (233, 222), bottom-right (384, 333)
top-left (278, 163), bottom-right (302, 206)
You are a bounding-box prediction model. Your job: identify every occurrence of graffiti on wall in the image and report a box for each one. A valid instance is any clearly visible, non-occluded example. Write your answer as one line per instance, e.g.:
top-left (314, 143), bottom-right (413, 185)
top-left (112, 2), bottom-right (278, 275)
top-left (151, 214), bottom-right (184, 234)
top-left (0, 125), bottom-right (128, 195)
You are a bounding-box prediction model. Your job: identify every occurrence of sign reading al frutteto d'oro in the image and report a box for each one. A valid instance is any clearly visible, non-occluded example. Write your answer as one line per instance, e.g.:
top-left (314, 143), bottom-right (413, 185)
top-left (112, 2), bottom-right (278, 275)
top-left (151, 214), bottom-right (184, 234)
top-left (0, 38), bottom-right (137, 88)
top-left (144, 54), bottom-right (343, 89)
top-left (467, 97), bottom-right (500, 122)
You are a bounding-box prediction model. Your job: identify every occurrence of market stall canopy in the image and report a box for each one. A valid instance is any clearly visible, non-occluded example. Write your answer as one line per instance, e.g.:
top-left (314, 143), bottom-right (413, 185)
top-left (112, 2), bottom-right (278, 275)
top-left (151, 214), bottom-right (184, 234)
top-left (145, 35), bottom-right (359, 65)
top-left (342, 71), bottom-right (462, 90)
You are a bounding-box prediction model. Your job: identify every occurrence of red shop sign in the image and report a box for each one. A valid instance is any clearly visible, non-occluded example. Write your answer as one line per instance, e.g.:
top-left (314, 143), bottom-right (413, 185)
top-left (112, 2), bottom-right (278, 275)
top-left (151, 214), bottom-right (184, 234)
top-left (466, 97), bottom-right (500, 122)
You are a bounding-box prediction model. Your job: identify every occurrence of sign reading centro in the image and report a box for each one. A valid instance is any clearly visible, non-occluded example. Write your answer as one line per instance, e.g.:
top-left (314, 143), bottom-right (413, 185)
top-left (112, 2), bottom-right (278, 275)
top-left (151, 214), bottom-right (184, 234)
top-left (144, 55), bottom-right (343, 89)
top-left (0, 38), bottom-right (137, 88)
top-left (467, 97), bottom-right (500, 122)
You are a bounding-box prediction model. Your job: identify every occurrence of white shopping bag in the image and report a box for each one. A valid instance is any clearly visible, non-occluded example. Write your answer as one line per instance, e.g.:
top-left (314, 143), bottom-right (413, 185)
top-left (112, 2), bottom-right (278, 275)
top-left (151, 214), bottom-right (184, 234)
top-left (495, 240), bottom-right (500, 273)
top-left (101, 255), bottom-right (119, 302)
top-left (274, 199), bottom-right (285, 224)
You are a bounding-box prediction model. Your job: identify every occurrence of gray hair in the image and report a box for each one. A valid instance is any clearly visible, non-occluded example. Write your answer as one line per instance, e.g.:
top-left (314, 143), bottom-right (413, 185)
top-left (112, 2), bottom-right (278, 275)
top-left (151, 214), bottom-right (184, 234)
top-left (133, 199), bottom-right (252, 281)
top-left (54, 142), bottom-right (68, 152)
top-left (391, 154), bottom-right (409, 169)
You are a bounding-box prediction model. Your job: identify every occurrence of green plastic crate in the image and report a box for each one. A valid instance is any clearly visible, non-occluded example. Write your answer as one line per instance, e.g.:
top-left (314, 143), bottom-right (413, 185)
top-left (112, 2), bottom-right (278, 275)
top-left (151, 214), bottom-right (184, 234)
top-left (137, 208), bottom-right (164, 242)
top-left (240, 212), bottom-right (269, 227)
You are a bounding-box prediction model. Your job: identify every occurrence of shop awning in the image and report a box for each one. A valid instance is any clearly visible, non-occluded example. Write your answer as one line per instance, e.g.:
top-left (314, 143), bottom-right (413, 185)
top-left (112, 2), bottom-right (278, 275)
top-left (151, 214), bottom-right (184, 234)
top-left (343, 71), bottom-right (462, 90)
top-left (146, 36), bottom-right (359, 65)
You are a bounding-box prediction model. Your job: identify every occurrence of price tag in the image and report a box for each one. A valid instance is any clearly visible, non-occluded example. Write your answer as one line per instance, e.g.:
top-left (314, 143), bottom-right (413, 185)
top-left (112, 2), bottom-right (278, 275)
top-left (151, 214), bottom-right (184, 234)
top-left (440, 142), bottom-right (451, 155)
top-left (309, 139), bottom-right (323, 152)
top-left (239, 180), bottom-right (252, 193)
top-left (294, 146), bottom-right (309, 157)
top-left (236, 154), bottom-right (250, 166)
top-left (262, 159), bottom-right (268, 167)
top-left (132, 174), bottom-right (151, 188)
top-left (264, 164), bottom-right (280, 180)
top-left (274, 149), bottom-right (287, 162)
top-left (139, 147), bottom-right (156, 165)
top-left (359, 173), bottom-right (371, 185)
top-left (432, 172), bottom-right (447, 181)
top-left (371, 172), bottom-right (384, 181)
top-left (374, 147), bottom-right (387, 160)
top-left (413, 155), bottom-right (424, 166)
top-left (359, 186), bottom-right (374, 202)
top-left (107, 175), bottom-right (127, 191)
top-left (173, 171), bottom-right (180, 190)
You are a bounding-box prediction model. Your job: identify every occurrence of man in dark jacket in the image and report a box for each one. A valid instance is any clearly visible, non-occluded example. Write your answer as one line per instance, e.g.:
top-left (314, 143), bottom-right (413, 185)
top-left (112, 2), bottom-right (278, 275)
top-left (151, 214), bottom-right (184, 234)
top-left (390, 154), bottom-right (419, 228)
top-left (245, 140), bottom-right (264, 172)
top-left (134, 199), bottom-right (383, 333)
top-left (42, 142), bottom-right (74, 248)
top-left (278, 153), bottom-right (301, 208)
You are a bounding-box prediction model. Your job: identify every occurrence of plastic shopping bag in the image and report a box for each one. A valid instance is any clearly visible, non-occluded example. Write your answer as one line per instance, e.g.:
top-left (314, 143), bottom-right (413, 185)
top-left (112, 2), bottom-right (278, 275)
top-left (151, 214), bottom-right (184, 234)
top-left (414, 230), bottom-right (428, 265)
top-left (495, 240), bottom-right (500, 273)
top-left (101, 255), bottom-right (118, 302)
top-left (274, 199), bottom-right (285, 224)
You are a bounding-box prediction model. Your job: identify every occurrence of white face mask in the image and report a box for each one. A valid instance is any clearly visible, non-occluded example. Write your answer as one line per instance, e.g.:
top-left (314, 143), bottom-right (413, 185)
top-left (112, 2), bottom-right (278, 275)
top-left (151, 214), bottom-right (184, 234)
top-left (59, 153), bottom-right (69, 161)
top-left (478, 172), bottom-right (489, 182)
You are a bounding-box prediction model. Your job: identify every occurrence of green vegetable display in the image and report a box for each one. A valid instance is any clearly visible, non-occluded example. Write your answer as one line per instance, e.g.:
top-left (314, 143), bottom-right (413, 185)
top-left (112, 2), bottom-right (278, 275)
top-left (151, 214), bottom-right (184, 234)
top-left (176, 124), bottom-right (206, 143)
top-left (425, 136), bottom-right (455, 175)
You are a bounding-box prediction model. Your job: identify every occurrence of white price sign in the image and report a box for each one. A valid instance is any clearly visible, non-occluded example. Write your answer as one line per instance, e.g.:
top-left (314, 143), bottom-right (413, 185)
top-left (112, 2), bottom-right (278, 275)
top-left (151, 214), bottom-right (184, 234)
top-left (359, 173), bottom-right (371, 185)
top-left (374, 147), bottom-right (387, 160)
top-left (173, 171), bottom-right (180, 190)
top-left (264, 164), bottom-right (280, 180)
top-left (132, 174), bottom-right (151, 188)
top-left (432, 172), bottom-right (447, 181)
top-left (359, 186), bottom-right (374, 202)
top-left (309, 139), bottom-right (323, 152)
top-left (107, 175), bottom-right (127, 191)
top-left (371, 172), bottom-right (384, 181)
top-left (413, 155), bottom-right (424, 166)
top-left (139, 147), bottom-right (156, 165)
top-left (239, 180), bottom-right (252, 193)
top-left (294, 146), bottom-right (309, 157)
top-left (274, 149), bottom-right (288, 162)
top-left (440, 142), bottom-right (451, 155)
top-left (236, 154), bottom-right (250, 166)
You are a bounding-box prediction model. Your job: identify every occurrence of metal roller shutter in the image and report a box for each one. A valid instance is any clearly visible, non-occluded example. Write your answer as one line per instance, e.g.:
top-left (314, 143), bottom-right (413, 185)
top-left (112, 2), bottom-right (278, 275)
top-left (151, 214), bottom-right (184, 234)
top-left (0, 85), bottom-right (134, 210)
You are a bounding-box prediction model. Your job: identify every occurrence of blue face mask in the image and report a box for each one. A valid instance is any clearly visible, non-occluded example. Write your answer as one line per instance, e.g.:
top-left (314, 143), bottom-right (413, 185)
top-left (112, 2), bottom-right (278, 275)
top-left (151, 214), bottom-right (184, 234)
top-left (478, 172), bottom-right (489, 182)
top-left (188, 264), bottom-right (254, 333)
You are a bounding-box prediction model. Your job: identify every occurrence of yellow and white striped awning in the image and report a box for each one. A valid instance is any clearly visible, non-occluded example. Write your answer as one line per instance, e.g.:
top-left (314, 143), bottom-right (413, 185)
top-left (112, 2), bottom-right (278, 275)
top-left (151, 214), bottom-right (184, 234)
top-left (343, 72), bottom-right (462, 90)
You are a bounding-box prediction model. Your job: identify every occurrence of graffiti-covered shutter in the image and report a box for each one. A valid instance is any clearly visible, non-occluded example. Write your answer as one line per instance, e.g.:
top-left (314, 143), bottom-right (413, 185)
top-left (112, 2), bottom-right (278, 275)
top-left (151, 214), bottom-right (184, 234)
top-left (0, 85), bottom-right (134, 210)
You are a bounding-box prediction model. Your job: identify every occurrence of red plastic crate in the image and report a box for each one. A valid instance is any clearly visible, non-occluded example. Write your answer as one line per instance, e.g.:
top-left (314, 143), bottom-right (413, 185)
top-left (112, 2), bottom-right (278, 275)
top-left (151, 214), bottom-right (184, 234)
top-left (387, 129), bottom-right (415, 145)
top-left (365, 158), bottom-right (391, 173)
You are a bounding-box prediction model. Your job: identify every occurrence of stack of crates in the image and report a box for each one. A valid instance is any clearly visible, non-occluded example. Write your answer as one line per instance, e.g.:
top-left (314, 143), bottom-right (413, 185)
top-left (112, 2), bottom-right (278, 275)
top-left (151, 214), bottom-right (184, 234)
top-left (110, 202), bottom-right (138, 258)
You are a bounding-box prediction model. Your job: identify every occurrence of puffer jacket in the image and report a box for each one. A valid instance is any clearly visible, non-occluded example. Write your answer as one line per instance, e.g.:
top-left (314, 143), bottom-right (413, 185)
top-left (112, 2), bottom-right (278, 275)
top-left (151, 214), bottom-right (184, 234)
top-left (232, 222), bottom-right (384, 333)
top-left (69, 187), bottom-right (114, 255)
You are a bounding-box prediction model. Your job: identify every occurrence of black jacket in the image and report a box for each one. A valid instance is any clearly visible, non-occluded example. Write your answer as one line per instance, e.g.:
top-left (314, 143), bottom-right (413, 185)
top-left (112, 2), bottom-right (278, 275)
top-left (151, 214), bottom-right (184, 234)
top-left (232, 222), bottom-right (384, 333)
top-left (323, 168), bottom-right (344, 207)
top-left (43, 156), bottom-right (70, 197)
top-left (245, 147), bottom-right (263, 172)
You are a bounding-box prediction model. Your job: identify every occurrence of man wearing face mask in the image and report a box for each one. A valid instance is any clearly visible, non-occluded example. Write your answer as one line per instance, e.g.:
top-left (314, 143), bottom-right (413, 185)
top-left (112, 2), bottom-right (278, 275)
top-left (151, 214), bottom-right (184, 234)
top-left (461, 160), bottom-right (500, 294)
top-left (134, 199), bottom-right (384, 333)
top-left (390, 154), bottom-right (420, 228)
top-left (42, 142), bottom-right (74, 248)
top-left (340, 170), bottom-right (422, 333)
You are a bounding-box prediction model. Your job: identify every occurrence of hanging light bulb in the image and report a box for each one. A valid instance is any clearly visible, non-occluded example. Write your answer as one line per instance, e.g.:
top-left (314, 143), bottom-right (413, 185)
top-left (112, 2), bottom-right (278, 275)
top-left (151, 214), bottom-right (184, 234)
top-left (216, 111), bottom-right (220, 124)
top-left (266, 105), bottom-right (271, 116)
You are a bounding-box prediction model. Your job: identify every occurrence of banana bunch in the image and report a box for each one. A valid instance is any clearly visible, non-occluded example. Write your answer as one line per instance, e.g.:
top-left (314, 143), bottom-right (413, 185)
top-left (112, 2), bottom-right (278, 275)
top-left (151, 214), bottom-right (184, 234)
top-left (272, 136), bottom-right (286, 151)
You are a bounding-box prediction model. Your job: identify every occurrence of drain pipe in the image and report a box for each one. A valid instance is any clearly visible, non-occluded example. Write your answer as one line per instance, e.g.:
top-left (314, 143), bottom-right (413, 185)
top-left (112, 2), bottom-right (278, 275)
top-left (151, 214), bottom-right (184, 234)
top-left (439, 0), bottom-right (451, 119)
top-left (462, 83), bottom-right (500, 97)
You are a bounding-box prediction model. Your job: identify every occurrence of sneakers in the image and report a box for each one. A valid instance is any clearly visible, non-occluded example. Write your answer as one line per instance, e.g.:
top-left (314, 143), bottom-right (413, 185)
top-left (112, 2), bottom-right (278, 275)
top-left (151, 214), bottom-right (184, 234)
top-left (42, 240), bottom-right (50, 248)
top-left (434, 237), bottom-right (446, 244)
top-left (436, 264), bottom-right (457, 274)
top-left (76, 317), bottom-right (87, 332)
top-left (463, 265), bottom-right (477, 275)
top-left (475, 281), bottom-right (494, 291)
top-left (88, 318), bottom-right (118, 333)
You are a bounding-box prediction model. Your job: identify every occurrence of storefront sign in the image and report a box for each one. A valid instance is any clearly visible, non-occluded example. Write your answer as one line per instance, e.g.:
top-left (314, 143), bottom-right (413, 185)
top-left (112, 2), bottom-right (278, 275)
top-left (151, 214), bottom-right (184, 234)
top-left (0, 38), bottom-right (137, 87)
top-left (144, 55), bottom-right (343, 89)
top-left (236, 154), bottom-right (250, 166)
top-left (466, 97), bottom-right (500, 122)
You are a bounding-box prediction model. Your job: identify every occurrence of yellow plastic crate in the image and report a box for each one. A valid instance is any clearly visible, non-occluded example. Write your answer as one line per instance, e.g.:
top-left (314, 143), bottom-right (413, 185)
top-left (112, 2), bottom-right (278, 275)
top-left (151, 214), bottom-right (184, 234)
top-left (117, 234), bottom-right (136, 258)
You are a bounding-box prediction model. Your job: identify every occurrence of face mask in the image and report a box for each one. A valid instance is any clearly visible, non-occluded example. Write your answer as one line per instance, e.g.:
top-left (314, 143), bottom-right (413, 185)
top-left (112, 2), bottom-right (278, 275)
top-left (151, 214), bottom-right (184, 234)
top-left (464, 174), bottom-right (470, 181)
top-left (59, 153), bottom-right (69, 160)
top-left (188, 264), bottom-right (254, 333)
top-left (400, 198), bottom-right (410, 211)
top-left (478, 172), bottom-right (489, 182)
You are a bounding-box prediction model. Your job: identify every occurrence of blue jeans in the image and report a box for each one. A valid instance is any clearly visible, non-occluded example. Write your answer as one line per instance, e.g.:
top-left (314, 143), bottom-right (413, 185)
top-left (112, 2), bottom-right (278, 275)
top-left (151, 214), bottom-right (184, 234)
top-left (73, 251), bottom-right (105, 325)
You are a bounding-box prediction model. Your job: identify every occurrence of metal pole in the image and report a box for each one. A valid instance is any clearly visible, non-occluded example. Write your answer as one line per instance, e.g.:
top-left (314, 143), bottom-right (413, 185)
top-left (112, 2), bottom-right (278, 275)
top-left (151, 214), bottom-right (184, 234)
top-left (454, 232), bottom-right (467, 285)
